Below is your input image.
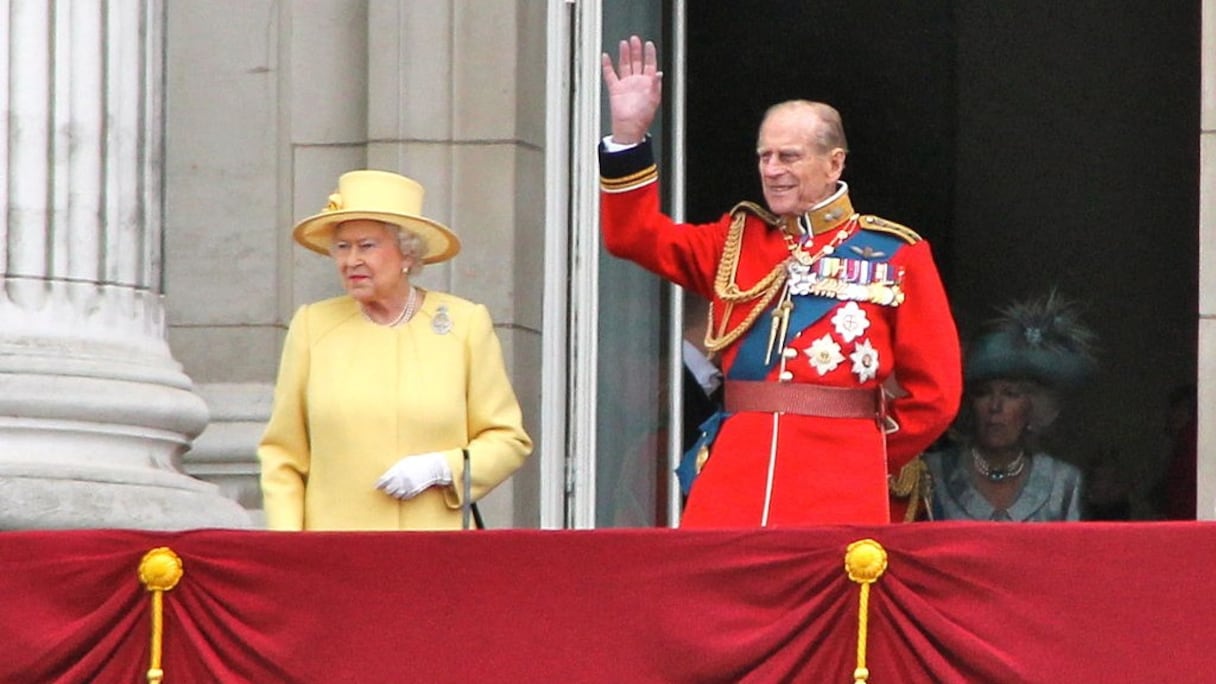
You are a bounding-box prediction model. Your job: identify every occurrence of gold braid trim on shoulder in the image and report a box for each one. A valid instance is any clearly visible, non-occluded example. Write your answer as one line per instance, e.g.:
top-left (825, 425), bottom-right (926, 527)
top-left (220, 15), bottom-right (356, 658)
top-left (703, 207), bottom-right (788, 353)
top-left (859, 215), bottom-right (922, 244)
top-left (729, 200), bottom-right (780, 225)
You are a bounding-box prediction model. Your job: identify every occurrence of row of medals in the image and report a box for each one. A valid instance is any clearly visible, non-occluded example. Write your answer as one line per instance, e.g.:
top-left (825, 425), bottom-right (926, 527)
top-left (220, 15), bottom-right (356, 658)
top-left (766, 219), bottom-right (905, 364)
top-left (784, 224), bottom-right (906, 308)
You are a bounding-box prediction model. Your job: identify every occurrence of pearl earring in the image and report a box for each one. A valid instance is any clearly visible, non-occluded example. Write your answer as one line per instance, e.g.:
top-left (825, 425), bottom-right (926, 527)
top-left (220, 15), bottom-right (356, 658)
top-left (402, 265), bottom-right (410, 274)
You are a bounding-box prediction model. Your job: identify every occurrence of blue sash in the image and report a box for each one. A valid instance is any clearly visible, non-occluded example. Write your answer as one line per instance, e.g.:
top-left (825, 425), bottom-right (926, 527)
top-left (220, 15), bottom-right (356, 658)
top-left (728, 229), bottom-right (906, 380)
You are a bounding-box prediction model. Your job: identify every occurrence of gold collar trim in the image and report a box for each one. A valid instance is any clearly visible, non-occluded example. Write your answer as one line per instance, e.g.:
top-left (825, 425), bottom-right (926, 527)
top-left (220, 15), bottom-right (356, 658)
top-left (801, 183), bottom-right (854, 235)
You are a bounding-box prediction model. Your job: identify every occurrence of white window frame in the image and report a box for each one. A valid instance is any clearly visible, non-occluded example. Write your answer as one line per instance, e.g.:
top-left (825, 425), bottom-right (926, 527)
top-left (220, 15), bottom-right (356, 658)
top-left (542, 0), bottom-right (688, 529)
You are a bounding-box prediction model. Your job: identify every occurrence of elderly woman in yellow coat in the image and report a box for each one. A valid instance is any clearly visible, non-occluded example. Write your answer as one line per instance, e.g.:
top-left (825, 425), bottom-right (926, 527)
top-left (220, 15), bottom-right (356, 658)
top-left (258, 169), bottom-right (533, 530)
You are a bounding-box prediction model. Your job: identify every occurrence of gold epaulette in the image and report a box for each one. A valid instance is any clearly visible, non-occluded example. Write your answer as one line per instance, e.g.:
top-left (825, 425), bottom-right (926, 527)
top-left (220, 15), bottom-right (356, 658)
top-left (728, 200), bottom-right (781, 227)
top-left (858, 215), bottom-right (921, 244)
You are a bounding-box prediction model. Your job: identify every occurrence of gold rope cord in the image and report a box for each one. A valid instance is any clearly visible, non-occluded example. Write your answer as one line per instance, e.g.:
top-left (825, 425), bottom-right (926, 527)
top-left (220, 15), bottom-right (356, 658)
top-left (844, 539), bottom-right (888, 684)
top-left (704, 211), bottom-right (789, 353)
top-left (888, 457), bottom-right (932, 522)
top-left (139, 547), bottom-right (184, 684)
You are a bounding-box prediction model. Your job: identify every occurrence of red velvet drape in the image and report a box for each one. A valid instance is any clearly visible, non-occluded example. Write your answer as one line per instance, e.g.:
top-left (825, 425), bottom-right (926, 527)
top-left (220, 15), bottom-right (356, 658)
top-left (1, 523), bottom-right (1213, 683)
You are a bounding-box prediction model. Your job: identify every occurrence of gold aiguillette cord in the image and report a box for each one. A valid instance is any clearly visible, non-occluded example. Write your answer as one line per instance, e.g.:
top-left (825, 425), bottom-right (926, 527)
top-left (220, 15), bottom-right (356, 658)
top-left (764, 284), bottom-right (793, 365)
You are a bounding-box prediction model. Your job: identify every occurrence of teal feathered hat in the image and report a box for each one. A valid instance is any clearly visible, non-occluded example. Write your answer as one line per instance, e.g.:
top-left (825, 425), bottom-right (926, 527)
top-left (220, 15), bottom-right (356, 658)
top-left (965, 290), bottom-right (1099, 393)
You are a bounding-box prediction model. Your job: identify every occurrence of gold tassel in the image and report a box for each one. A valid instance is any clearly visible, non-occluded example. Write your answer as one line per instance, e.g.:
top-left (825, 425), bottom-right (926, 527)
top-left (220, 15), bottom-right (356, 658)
top-left (763, 291), bottom-right (794, 365)
top-left (139, 547), bottom-right (184, 684)
top-left (844, 539), bottom-right (888, 684)
top-left (888, 457), bottom-right (932, 522)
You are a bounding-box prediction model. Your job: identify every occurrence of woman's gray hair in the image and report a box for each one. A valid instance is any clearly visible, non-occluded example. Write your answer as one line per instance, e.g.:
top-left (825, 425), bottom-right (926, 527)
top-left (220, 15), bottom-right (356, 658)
top-left (387, 222), bottom-right (428, 275)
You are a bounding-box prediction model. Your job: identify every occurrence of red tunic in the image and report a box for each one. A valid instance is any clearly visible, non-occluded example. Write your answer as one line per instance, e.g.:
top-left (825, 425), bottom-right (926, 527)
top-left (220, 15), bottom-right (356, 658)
top-left (600, 140), bottom-right (961, 527)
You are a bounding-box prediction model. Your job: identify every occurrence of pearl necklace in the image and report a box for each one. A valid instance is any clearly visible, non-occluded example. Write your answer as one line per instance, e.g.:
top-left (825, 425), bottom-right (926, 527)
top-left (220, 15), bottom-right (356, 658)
top-left (362, 286), bottom-right (419, 327)
top-left (971, 447), bottom-right (1027, 483)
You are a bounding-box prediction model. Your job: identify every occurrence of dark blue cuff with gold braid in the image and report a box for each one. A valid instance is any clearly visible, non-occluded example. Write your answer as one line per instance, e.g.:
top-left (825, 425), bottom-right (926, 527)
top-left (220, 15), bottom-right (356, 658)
top-left (599, 137), bottom-right (658, 193)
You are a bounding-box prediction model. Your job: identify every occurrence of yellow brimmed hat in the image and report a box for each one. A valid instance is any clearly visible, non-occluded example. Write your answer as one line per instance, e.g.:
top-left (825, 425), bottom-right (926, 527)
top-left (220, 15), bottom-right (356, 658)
top-left (292, 170), bottom-right (460, 264)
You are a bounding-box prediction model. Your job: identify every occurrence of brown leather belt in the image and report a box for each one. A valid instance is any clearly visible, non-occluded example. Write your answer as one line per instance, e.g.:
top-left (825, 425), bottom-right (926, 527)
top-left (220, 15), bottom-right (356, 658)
top-left (725, 380), bottom-right (880, 419)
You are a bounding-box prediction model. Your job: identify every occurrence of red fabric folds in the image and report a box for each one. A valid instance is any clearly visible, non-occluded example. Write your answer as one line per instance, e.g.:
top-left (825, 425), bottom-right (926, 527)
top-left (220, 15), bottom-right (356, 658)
top-left (1, 523), bottom-right (1213, 683)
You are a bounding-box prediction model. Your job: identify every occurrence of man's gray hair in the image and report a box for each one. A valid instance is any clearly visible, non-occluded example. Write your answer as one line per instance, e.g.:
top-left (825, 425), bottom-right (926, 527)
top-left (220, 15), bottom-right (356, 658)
top-left (761, 100), bottom-right (849, 153)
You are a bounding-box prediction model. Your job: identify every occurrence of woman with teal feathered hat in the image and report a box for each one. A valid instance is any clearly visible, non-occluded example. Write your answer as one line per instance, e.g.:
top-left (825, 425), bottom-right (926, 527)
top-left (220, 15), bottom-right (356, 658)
top-left (923, 290), bottom-right (1098, 522)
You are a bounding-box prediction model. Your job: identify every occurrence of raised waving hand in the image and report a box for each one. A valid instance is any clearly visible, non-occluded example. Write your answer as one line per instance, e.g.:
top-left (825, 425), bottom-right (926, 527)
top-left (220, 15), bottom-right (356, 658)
top-left (601, 35), bottom-right (663, 145)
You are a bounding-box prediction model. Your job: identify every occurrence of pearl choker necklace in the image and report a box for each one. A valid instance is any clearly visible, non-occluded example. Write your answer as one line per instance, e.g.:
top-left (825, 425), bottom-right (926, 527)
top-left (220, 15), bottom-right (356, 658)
top-left (362, 286), bottom-right (419, 327)
top-left (971, 448), bottom-right (1026, 483)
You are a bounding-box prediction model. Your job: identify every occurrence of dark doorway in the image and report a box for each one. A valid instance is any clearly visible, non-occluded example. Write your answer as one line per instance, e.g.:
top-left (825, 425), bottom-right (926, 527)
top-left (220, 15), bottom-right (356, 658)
top-left (684, 1), bottom-right (1200, 519)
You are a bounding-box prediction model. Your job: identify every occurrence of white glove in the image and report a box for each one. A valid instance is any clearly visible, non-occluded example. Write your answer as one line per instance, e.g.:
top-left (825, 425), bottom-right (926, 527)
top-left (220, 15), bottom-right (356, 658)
top-left (375, 452), bottom-right (453, 500)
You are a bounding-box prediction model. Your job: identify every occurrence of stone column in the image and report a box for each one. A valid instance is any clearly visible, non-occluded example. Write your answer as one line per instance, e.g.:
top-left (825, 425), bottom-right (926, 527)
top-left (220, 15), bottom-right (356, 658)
top-left (0, 1), bottom-right (248, 529)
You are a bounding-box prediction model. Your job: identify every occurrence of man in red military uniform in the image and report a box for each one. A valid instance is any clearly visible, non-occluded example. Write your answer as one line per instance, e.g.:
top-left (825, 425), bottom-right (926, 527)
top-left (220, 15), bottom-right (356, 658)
top-left (600, 36), bottom-right (961, 527)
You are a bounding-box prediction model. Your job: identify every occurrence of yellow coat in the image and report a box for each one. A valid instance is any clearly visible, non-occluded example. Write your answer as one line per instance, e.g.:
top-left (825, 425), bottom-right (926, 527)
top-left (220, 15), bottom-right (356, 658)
top-left (258, 292), bottom-right (533, 530)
